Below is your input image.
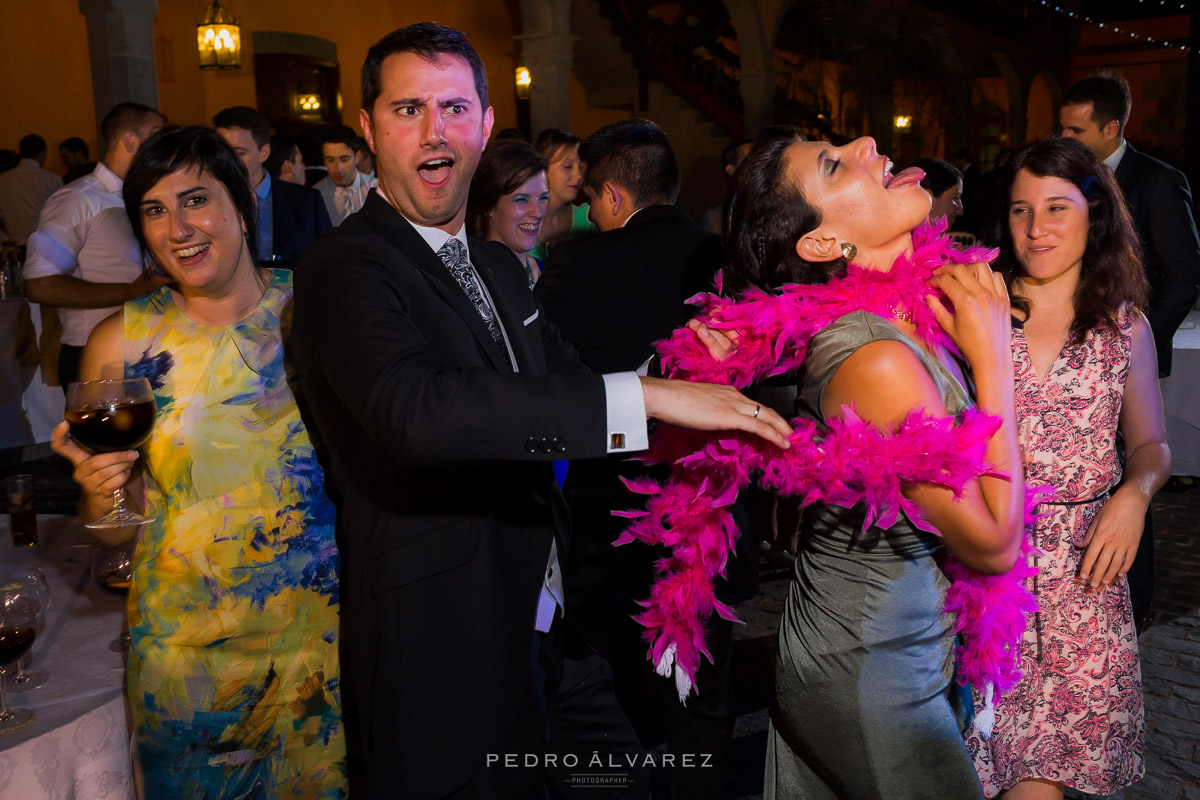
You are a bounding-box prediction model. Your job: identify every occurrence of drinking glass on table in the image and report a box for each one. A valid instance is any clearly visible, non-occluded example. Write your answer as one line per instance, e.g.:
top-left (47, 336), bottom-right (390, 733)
top-left (3, 570), bottom-right (49, 692)
top-left (0, 590), bottom-right (36, 734)
top-left (92, 541), bottom-right (133, 652)
top-left (64, 379), bottom-right (157, 529)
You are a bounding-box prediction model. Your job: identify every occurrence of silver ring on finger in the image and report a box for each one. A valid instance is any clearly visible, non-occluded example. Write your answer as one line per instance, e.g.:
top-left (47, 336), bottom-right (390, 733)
top-left (753, 404), bottom-right (761, 419)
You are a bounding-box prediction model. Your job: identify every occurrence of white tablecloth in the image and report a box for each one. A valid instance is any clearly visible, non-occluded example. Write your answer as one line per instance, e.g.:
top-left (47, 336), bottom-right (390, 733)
top-left (0, 515), bottom-right (131, 799)
top-left (1162, 311), bottom-right (1200, 477)
top-left (0, 297), bottom-right (63, 449)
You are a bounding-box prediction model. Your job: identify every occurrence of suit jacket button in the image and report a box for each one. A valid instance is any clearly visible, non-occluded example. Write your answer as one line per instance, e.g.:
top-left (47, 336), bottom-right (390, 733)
top-left (552, 437), bottom-right (567, 453)
top-left (538, 436), bottom-right (553, 453)
top-left (525, 437), bottom-right (538, 453)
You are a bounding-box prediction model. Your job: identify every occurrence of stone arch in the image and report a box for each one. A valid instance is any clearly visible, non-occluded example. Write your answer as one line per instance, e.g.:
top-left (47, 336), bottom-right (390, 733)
top-left (989, 51), bottom-right (1025, 147)
top-left (1025, 69), bottom-right (1062, 140)
top-left (722, 0), bottom-right (773, 135)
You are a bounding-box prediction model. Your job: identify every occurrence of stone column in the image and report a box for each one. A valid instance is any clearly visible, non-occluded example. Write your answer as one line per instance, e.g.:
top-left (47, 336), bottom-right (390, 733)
top-left (78, 0), bottom-right (160, 146)
top-left (516, 32), bottom-right (577, 135)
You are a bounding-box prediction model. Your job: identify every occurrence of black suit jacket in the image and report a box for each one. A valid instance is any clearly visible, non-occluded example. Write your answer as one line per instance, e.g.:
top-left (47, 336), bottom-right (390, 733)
top-left (536, 204), bottom-right (718, 373)
top-left (292, 192), bottom-right (610, 798)
top-left (270, 177), bottom-right (331, 266)
top-left (1114, 143), bottom-right (1200, 376)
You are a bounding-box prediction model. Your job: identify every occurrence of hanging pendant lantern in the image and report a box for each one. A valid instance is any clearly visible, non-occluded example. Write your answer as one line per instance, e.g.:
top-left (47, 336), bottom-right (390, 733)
top-left (197, 0), bottom-right (241, 70)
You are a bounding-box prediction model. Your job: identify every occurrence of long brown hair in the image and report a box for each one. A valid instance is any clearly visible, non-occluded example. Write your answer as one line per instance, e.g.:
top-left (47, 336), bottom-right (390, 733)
top-left (992, 136), bottom-right (1146, 342)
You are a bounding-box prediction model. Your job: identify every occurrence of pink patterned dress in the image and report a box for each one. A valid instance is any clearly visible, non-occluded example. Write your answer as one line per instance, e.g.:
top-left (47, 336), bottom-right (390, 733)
top-left (967, 306), bottom-right (1145, 796)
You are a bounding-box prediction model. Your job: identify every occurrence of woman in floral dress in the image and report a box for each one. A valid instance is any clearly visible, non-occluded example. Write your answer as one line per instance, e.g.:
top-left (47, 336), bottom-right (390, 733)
top-left (52, 126), bottom-right (346, 797)
top-left (967, 137), bottom-right (1170, 799)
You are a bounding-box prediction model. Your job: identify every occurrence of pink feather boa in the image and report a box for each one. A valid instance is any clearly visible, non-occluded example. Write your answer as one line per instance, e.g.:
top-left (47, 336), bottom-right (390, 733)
top-left (620, 221), bottom-right (1043, 708)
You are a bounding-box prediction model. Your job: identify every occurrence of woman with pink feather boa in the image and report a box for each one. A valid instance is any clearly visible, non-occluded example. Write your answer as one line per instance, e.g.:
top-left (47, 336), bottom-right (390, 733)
top-left (713, 136), bottom-right (1028, 799)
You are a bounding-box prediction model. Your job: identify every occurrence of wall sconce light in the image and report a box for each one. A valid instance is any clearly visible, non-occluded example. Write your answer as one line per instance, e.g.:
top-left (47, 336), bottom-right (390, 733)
top-left (515, 66), bottom-right (532, 101)
top-left (298, 94), bottom-right (322, 112)
top-left (197, 0), bottom-right (241, 70)
top-left (894, 115), bottom-right (912, 130)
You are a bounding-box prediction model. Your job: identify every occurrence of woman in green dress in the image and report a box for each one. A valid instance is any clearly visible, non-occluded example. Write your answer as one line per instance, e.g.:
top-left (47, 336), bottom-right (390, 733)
top-left (52, 126), bottom-right (346, 798)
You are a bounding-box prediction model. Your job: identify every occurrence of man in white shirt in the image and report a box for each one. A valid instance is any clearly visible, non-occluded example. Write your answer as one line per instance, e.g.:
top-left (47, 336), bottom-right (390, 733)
top-left (313, 126), bottom-right (377, 225)
top-left (0, 135), bottom-right (64, 245)
top-left (23, 102), bottom-right (169, 388)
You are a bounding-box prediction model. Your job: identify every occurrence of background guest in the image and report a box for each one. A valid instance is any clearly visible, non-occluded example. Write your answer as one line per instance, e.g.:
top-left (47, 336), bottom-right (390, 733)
top-left (912, 156), bottom-right (965, 229)
top-left (50, 126), bottom-right (346, 797)
top-left (266, 133), bottom-right (307, 185)
top-left (466, 138), bottom-right (548, 288)
top-left (23, 102), bottom-right (169, 388)
top-left (214, 105), bottom-right (331, 267)
top-left (697, 138), bottom-right (752, 235)
top-left (59, 136), bottom-right (96, 184)
top-left (0, 134), bottom-right (64, 245)
top-left (532, 127), bottom-right (594, 259)
top-left (314, 125), bottom-right (377, 226)
top-left (967, 135), bottom-right (1168, 800)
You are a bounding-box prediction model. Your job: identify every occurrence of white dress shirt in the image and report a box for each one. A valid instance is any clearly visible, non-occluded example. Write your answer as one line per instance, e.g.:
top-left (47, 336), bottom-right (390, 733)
top-left (399, 209), bottom-right (650, 632)
top-left (1104, 139), bottom-right (1128, 172)
top-left (0, 159), bottom-right (63, 245)
top-left (23, 162), bottom-right (144, 346)
top-left (315, 171), bottom-right (378, 226)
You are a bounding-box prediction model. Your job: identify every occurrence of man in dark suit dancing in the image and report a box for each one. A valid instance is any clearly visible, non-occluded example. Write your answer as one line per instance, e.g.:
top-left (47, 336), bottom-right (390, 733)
top-left (1060, 72), bottom-right (1200, 628)
top-left (536, 119), bottom-right (751, 799)
top-left (291, 23), bottom-right (792, 800)
top-left (214, 106), bottom-right (331, 268)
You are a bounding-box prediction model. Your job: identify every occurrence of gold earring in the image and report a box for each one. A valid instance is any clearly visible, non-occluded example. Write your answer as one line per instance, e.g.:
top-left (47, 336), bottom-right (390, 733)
top-left (841, 242), bottom-right (857, 261)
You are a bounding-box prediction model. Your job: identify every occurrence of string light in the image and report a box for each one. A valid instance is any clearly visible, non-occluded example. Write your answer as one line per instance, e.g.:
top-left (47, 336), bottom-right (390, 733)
top-left (1035, 0), bottom-right (1196, 54)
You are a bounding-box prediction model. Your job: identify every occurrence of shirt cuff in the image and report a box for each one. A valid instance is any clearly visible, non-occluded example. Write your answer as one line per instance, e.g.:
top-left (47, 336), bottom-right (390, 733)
top-left (602, 372), bottom-right (649, 454)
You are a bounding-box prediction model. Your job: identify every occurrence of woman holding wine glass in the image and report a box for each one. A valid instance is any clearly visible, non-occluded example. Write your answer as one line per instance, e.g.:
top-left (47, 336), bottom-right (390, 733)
top-left (50, 126), bottom-right (345, 797)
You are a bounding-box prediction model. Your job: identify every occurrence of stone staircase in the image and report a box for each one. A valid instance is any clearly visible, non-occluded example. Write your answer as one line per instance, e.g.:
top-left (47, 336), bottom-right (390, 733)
top-left (569, 0), bottom-right (734, 219)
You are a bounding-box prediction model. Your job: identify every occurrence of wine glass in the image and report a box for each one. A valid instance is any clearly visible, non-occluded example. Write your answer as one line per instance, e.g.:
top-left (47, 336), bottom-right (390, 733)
top-left (92, 541), bottom-right (134, 652)
top-left (0, 590), bottom-right (36, 734)
top-left (64, 379), bottom-right (157, 529)
top-left (4, 570), bottom-right (48, 692)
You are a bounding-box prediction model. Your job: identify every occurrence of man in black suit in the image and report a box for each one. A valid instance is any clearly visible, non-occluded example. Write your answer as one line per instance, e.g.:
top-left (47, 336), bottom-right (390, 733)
top-left (536, 120), bottom-right (748, 799)
top-left (214, 106), bottom-right (331, 268)
top-left (1060, 73), bottom-right (1200, 377)
top-left (1060, 72), bottom-right (1200, 628)
top-left (290, 23), bottom-right (792, 800)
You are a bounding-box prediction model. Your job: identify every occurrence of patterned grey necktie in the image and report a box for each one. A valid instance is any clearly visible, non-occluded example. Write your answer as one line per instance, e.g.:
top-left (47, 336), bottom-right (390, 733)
top-left (437, 237), bottom-right (512, 369)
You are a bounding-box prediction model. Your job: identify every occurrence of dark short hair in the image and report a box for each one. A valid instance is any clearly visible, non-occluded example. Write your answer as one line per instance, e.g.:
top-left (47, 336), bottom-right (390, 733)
top-left (212, 105), bottom-right (272, 149)
top-left (59, 137), bottom-right (89, 159)
top-left (721, 138), bottom-right (752, 170)
top-left (722, 137), bottom-right (832, 296)
top-left (911, 157), bottom-right (963, 197)
top-left (466, 140), bottom-right (548, 238)
top-left (100, 102), bottom-right (163, 153)
top-left (122, 126), bottom-right (258, 263)
top-left (265, 134), bottom-right (299, 178)
top-left (19, 135), bottom-right (46, 160)
top-left (356, 136), bottom-right (371, 154)
top-left (362, 22), bottom-right (489, 116)
top-left (1061, 71), bottom-right (1132, 136)
top-left (993, 136), bottom-right (1146, 342)
top-left (321, 125), bottom-right (360, 154)
top-left (493, 128), bottom-right (530, 143)
top-left (534, 128), bottom-right (581, 162)
top-left (581, 118), bottom-right (680, 207)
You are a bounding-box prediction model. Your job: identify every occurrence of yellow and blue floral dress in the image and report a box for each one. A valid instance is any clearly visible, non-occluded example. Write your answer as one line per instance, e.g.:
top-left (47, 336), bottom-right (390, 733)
top-left (123, 270), bottom-right (345, 798)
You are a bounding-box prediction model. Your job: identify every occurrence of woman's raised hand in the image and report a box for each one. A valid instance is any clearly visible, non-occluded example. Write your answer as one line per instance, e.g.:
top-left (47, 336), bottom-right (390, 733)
top-left (50, 422), bottom-right (138, 505)
top-left (688, 318), bottom-right (739, 363)
top-left (926, 262), bottom-right (1012, 373)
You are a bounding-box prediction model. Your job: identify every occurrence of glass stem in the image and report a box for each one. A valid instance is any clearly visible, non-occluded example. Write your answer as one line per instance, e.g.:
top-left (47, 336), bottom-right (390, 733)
top-left (111, 487), bottom-right (130, 515)
top-left (0, 666), bottom-right (9, 720)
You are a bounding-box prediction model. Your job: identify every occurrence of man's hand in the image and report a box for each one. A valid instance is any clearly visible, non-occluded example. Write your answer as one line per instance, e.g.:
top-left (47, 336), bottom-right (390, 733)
top-left (639, 376), bottom-right (792, 449)
top-left (133, 271), bottom-right (174, 296)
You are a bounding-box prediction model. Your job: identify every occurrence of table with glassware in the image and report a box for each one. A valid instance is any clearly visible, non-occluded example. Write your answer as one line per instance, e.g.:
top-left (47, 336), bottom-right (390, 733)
top-left (1162, 310), bottom-right (1200, 477)
top-left (0, 514), bottom-right (131, 798)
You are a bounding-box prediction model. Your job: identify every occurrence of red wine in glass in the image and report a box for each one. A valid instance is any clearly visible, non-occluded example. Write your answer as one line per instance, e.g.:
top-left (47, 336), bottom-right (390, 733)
top-left (0, 626), bottom-right (35, 665)
top-left (65, 379), bottom-right (157, 529)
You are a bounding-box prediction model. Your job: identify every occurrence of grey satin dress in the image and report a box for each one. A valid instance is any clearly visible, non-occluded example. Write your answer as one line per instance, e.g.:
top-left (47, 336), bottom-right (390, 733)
top-left (765, 313), bottom-right (984, 800)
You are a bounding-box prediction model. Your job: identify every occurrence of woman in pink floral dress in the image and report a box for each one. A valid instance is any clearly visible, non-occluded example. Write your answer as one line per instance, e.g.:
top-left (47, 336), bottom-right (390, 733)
top-left (966, 137), bottom-right (1171, 799)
